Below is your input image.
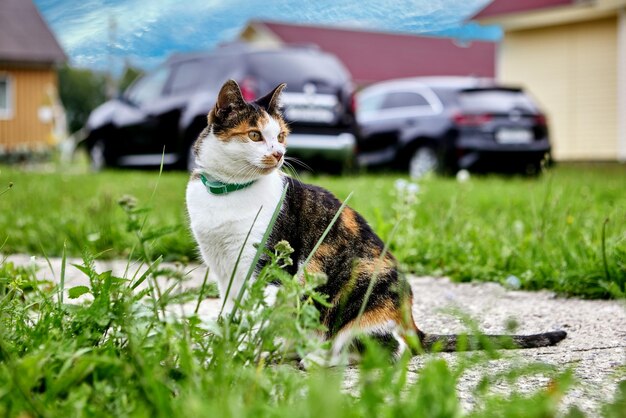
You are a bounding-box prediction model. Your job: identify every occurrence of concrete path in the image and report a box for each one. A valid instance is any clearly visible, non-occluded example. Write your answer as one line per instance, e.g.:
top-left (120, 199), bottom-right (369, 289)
top-left (4, 254), bottom-right (625, 416)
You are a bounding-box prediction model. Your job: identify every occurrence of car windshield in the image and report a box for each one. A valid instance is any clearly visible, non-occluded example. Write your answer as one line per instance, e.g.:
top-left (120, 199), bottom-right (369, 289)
top-left (167, 57), bottom-right (233, 95)
top-left (458, 89), bottom-right (537, 113)
top-left (125, 66), bottom-right (170, 106)
top-left (248, 50), bottom-right (350, 89)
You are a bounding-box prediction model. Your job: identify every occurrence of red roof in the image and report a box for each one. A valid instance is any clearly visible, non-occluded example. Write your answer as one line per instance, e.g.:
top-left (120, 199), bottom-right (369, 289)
top-left (472, 0), bottom-right (575, 20)
top-left (256, 21), bottom-right (495, 85)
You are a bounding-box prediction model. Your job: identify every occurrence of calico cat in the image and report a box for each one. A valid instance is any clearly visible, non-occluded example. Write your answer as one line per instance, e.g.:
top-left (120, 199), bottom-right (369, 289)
top-left (186, 80), bottom-right (566, 361)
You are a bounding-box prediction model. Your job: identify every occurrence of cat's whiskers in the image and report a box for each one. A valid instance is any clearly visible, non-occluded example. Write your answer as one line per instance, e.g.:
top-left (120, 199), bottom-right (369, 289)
top-left (285, 156), bottom-right (314, 173)
top-left (281, 160), bottom-right (304, 184)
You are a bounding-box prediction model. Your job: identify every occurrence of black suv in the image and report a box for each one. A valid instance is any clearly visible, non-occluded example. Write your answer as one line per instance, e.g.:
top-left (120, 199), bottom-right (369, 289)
top-left (83, 44), bottom-right (357, 171)
top-left (355, 77), bottom-right (551, 177)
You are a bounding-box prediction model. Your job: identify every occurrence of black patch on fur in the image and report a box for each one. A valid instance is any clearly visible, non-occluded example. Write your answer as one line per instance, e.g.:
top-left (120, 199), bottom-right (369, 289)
top-left (255, 83), bottom-right (286, 116)
top-left (352, 333), bottom-right (400, 356)
top-left (422, 330), bottom-right (568, 352)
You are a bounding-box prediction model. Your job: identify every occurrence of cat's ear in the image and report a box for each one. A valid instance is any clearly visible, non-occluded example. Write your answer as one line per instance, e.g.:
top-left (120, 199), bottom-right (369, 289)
top-left (214, 80), bottom-right (246, 119)
top-left (255, 83), bottom-right (286, 114)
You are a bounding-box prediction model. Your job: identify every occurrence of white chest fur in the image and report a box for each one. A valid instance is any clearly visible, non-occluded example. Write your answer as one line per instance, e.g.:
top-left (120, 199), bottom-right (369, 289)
top-left (186, 171), bottom-right (285, 312)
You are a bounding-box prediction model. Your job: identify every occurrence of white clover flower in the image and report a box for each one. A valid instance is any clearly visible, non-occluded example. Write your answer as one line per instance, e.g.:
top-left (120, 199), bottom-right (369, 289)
top-left (505, 275), bottom-right (522, 289)
top-left (394, 178), bottom-right (408, 191)
top-left (87, 232), bottom-right (101, 242)
top-left (406, 183), bottom-right (420, 195)
top-left (456, 169), bottom-right (470, 183)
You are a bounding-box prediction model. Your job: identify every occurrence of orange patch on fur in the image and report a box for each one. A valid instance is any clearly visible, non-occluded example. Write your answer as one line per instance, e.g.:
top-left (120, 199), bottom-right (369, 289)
top-left (316, 243), bottom-right (333, 259)
top-left (353, 256), bottom-right (395, 278)
top-left (278, 118), bottom-right (290, 135)
top-left (305, 258), bottom-right (323, 275)
top-left (344, 299), bottom-right (403, 331)
top-left (214, 119), bottom-right (257, 142)
top-left (329, 255), bottom-right (396, 311)
top-left (260, 156), bottom-right (278, 166)
top-left (259, 112), bottom-right (271, 127)
top-left (304, 243), bottom-right (333, 275)
top-left (341, 208), bottom-right (359, 234)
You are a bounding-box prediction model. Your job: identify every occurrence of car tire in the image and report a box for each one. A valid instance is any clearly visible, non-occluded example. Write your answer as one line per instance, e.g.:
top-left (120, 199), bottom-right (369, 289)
top-left (524, 161), bottom-right (542, 177)
top-left (408, 146), bottom-right (438, 179)
top-left (89, 139), bottom-right (108, 171)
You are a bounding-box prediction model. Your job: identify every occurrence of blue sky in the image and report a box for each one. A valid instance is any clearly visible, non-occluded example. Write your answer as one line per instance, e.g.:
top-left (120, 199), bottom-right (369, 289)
top-left (34, 0), bottom-right (500, 73)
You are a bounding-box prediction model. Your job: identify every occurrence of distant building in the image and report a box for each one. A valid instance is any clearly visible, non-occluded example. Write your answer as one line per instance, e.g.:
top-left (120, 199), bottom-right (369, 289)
top-left (0, 0), bottom-right (66, 154)
top-left (472, 0), bottom-right (626, 162)
top-left (238, 20), bottom-right (496, 86)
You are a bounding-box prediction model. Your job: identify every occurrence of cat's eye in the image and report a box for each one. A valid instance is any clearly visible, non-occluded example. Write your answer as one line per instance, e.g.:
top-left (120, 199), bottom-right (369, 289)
top-left (248, 131), bottom-right (262, 142)
top-left (278, 132), bottom-right (286, 143)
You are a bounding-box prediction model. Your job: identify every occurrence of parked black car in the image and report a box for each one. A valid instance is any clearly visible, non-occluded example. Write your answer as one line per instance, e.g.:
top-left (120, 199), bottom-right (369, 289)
top-left (83, 44), bottom-right (357, 171)
top-left (355, 76), bottom-right (551, 177)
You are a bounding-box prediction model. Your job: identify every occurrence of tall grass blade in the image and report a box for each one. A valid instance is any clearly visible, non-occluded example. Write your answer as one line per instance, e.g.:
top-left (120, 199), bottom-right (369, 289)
top-left (195, 267), bottom-right (211, 315)
top-left (130, 256), bottom-right (163, 290)
top-left (0, 182), bottom-right (13, 197)
top-left (39, 243), bottom-right (56, 282)
top-left (59, 241), bottom-right (67, 307)
top-left (601, 218), bottom-right (611, 282)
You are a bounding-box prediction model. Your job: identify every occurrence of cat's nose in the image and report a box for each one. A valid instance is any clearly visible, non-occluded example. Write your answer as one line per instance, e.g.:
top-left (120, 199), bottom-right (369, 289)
top-left (272, 151), bottom-right (284, 161)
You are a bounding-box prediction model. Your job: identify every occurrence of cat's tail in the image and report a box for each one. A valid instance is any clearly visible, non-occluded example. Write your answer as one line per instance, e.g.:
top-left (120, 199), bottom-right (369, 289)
top-left (420, 330), bottom-right (567, 352)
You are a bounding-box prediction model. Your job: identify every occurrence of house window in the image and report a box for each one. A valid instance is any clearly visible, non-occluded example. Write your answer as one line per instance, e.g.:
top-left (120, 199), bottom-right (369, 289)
top-left (0, 75), bottom-right (13, 119)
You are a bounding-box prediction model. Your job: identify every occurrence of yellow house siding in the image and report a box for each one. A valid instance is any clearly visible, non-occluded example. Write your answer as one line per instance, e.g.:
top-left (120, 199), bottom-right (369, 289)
top-left (239, 23), bottom-right (284, 48)
top-left (498, 16), bottom-right (618, 160)
top-left (0, 66), bottom-right (57, 152)
top-left (618, 8), bottom-right (626, 161)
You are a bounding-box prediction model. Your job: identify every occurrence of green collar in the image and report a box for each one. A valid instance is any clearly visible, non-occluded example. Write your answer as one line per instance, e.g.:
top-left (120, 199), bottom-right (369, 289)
top-left (199, 173), bottom-right (255, 195)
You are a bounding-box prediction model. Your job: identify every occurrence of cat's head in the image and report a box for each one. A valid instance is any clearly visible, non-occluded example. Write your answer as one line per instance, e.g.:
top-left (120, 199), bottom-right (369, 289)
top-left (193, 80), bottom-right (289, 183)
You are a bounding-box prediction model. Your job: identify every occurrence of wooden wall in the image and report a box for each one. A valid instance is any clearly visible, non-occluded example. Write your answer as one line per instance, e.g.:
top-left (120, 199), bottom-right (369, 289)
top-left (499, 16), bottom-right (618, 160)
top-left (0, 66), bottom-right (57, 152)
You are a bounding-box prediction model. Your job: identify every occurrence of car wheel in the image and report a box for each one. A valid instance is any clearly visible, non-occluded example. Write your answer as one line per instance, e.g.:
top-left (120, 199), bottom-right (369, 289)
top-left (524, 162), bottom-right (542, 177)
top-left (408, 146), bottom-right (438, 179)
top-left (89, 139), bottom-right (107, 171)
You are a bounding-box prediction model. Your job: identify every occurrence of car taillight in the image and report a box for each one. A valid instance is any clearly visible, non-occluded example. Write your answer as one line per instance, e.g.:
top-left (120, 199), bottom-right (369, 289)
top-left (350, 92), bottom-right (357, 114)
top-left (453, 113), bottom-right (493, 126)
top-left (534, 114), bottom-right (547, 125)
top-left (239, 77), bottom-right (256, 101)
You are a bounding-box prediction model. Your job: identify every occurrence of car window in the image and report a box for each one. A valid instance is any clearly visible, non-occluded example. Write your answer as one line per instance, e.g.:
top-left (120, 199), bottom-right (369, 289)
top-left (459, 89), bottom-right (537, 113)
top-left (358, 93), bottom-right (386, 114)
top-left (380, 91), bottom-right (430, 109)
top-left (168, 60), bottom-right (206, 95)
top-left (168, 57), bottom-right (231, 95)
top-left (126, 66), bottom-right (170, 106)
top-left (248, 50), bottom-right (349, 88)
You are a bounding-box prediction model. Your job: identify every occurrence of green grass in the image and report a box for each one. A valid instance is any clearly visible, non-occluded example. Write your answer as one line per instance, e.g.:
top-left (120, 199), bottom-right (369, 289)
top-left (1, 164), bottom-right (625, 417)
top-left (0, 164), bottom-right (624, 298)
top-left (0, 210), bottom-right (599, 418)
